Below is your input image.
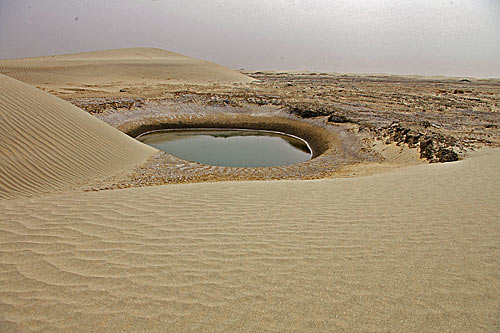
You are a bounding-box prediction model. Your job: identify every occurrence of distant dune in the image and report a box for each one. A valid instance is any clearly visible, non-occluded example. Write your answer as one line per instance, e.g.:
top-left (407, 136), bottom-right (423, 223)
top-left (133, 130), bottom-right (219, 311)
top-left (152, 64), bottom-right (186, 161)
top-left (0, 74), bottom-right (155, 199)
top-left (0, 47), bottom-right (255, 92)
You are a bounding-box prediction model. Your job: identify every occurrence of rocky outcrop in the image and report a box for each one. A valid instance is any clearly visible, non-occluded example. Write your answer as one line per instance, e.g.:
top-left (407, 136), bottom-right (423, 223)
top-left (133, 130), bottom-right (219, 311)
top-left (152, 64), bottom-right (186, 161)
top-left (71, 98), bottom-right (144, 114)
top-left (435, 148), bottom-right (459, 163)
top-left (286, 103), bottom-right (356, 124)
top-left (383, 122), bottom-right (459, 163)
top-left (286, 103), bottom-right (332, 118)
top-left (327, 114), bottom-right (353, 124)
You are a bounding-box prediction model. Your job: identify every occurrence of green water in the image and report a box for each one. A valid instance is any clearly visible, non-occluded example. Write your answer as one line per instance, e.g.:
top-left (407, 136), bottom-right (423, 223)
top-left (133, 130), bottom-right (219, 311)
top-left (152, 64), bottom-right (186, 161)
top-left (137, 129), bottom-right (312, 167)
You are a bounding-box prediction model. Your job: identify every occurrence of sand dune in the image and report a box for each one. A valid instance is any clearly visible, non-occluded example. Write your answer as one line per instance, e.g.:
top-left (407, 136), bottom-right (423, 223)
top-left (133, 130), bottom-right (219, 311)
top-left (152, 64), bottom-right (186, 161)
top-left (0, 74), bottom-right (155, 199)
top-left (0, 149), bottom-right (499, 331)
top-left (0, 48), bottom-right (255, 93)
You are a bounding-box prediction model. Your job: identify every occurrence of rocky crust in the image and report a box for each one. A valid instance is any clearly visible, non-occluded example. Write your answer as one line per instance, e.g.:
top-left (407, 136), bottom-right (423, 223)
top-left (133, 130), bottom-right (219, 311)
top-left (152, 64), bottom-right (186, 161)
top-left (381, 122), bottom-right (458, 163)
top-left (57, 72), bottom-right (499, 190)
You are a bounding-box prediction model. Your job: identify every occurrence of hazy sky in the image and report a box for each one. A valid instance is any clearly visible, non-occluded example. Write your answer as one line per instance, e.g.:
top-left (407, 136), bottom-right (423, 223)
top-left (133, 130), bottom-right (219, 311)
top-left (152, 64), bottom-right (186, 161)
top-left (1, 0), bottom-right (499, 77)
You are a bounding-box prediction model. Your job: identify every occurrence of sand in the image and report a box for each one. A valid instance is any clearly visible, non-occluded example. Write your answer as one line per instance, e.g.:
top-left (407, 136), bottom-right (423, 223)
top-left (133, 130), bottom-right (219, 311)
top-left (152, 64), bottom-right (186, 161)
top-left (1, 149), bottom-right (499, 331)
top-left (0, 48), bottom-right (499, 331)
top-left (0, 74), bottom-right (156, 199)
top-left (0, 47), bottom-right (255, 94)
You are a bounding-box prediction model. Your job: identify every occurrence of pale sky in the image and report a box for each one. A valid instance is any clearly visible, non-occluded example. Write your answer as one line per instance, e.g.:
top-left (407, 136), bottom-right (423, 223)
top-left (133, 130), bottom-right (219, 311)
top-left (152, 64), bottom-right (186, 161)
top-left (1, 0), bottom-right (499, 77)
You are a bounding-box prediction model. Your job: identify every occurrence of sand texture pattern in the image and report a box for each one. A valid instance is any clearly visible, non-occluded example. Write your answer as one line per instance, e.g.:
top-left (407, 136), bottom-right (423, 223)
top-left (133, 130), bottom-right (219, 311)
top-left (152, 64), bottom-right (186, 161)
top-left (0, 48), bottom-right (255, 93)
top-left (0, 74), bottom-right (155, 199)
top-left (1, 149), bottom-right (499, 332)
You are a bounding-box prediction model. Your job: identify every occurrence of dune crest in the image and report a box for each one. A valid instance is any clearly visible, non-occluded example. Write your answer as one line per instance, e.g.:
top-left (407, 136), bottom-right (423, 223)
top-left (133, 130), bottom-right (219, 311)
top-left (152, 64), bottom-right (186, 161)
top-left (0, 74), bottom-right (155, 199)
top-left (0, 47), bottom-right (255, 92)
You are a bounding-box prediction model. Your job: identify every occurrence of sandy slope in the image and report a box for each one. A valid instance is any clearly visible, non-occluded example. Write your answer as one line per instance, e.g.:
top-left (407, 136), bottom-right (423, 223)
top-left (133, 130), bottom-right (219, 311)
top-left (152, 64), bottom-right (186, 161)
top-left (0, 48), bottom-right (255, 92)
top-left (0, 149), bottom-right (499, 331)
top-left (0, 74), bottom-right (155, 199)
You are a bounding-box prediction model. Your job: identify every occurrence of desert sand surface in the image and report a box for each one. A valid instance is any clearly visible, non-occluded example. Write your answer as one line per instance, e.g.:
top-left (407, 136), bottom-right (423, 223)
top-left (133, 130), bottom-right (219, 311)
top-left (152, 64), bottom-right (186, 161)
top-left (1, 149), bottom-right (499, 331)
top-left (0, 74), bottom-right (155, 199)
top-left (0, 47), bottom-right (254, 94)
top-left (1, 48), bottom-right (499, 331)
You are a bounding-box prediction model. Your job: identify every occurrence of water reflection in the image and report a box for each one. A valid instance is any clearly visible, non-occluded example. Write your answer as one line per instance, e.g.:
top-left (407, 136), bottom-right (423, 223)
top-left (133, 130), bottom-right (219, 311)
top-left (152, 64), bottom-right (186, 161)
top-left (137, 129), bottom-right (312, 167)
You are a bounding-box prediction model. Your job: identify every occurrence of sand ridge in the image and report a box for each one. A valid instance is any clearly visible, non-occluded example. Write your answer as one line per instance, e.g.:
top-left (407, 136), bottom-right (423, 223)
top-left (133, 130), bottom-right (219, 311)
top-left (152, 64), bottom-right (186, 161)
top-left (0, 47), bottom-right (255, 94)
top-left (0, 74), bottom-right (156, 199)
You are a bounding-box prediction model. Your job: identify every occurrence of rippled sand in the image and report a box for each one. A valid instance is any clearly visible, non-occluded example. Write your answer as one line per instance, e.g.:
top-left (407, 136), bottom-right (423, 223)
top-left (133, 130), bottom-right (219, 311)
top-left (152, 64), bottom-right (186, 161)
top-left (0, 74), bottom-right (155, 199)
top-left (1, 150), bottom-right (499, 331)
top-left (0, 47), bottom-right (254, 95)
